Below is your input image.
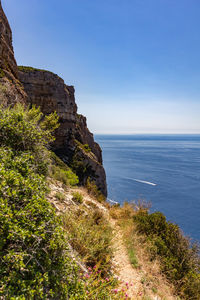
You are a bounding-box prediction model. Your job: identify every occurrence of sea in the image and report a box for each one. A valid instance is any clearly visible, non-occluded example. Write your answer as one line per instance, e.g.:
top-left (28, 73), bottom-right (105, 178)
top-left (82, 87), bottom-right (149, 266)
top-left (95, 135), bottom-right (200, 242)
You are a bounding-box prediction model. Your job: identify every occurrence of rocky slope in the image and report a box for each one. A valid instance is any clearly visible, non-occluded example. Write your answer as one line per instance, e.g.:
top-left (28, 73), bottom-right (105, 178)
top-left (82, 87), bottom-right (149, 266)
top-left (0, 0), bottom-right (26, 104)
top-left (0, 1), bottom-right (106, 195)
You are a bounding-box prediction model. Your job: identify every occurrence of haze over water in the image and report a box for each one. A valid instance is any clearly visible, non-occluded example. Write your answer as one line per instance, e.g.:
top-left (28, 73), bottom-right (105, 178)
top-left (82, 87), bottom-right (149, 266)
top-left (95, 135), bottom-right (200, 242)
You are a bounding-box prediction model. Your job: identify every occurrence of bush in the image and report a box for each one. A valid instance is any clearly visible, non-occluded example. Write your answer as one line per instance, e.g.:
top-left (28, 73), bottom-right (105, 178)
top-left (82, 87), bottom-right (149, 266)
top-left (134, 211), bottom-right (200, 299)
top-left (0, 104), bottom-right (59, 153)
top-left (50, 152), bottom-right (79, 186)
top-left (86, 178), bottom-right (106, 203)
top-left (72, 191), bottom-right (83, 204)
top-left (50, 164), bottom-right (79, 186)
top-left (56, 191), bottom-right (66, 202)
top-left (0, 104), bottom-right (84, 299)
top-left (83, 143), bottom-right (91, 152)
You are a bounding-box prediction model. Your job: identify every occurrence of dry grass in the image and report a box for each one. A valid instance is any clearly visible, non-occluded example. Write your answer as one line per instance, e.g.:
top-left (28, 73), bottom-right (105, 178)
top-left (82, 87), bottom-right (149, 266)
top-left (62, 206), bottom-right (113, 275)
top-left (109, 203), bottom-right (177, 299)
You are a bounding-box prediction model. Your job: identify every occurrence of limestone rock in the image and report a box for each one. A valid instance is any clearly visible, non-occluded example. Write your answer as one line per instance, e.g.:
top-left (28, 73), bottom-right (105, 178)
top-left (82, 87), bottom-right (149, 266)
top-left (0, 1), bottom-right (26, 105)
top-left (18, 68), bottom-right (107, 196)
top-left (0, 1), bottom-right (107, 196)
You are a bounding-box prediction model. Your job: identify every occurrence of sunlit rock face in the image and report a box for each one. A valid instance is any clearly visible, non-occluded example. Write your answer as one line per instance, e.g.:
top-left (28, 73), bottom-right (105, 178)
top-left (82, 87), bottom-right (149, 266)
top-left (0, 1), bottom-right (26, 104)
top-left (18, 68), bottom-right (107, 196)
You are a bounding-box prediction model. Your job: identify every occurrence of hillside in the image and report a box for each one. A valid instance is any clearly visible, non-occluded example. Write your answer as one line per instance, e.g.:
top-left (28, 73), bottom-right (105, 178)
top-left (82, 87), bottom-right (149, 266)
top-left (0, 2), bottom-right (200, 300)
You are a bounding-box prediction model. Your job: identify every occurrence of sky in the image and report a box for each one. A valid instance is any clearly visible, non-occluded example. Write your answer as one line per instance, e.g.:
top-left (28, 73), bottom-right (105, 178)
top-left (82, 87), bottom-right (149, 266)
top-left (3, 0), bottom-right (200, 134)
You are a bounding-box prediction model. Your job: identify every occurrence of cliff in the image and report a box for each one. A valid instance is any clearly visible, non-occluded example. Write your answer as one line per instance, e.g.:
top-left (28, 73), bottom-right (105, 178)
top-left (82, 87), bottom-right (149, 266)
top-left (0, 0), bottom-right (26, 104)
top-left (0, 1), bottom-right (106, 196)
top-left (18, 67), bottom-right (107, 195)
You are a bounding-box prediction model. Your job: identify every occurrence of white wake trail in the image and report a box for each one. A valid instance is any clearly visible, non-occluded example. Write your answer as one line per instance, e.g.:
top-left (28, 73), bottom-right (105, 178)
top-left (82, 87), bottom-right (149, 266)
top-left (125, 177), bottom-right (157, 186)
top-left (107, 198), bottom-right (119, 204)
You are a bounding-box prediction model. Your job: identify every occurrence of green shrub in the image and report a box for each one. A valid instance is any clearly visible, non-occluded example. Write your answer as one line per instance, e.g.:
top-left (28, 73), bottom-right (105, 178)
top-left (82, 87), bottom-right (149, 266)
top-left (50, 164), bottom-right (79, 186)
top-left (56, 191), bottom-right (66, 202)
top-left (75, 139), bottom-right (91, 153)
top-left (72, 191), bottom-right (83, 204)
top-left (0, 104), bottom-right (84, 299)
top-left (0, 68), bottom-right (5, 78)
top-left (50, 151), bottom-right (79, 186)
top-left (83, 143), bottom-right (91, 152)
top-left (86, 178), bottom-right (106, 203)
top-left (134, 211), bottom-right (200, 299)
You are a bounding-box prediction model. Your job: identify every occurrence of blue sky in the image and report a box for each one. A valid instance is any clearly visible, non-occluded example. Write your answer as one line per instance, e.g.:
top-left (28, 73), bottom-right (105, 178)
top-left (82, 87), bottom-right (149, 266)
top-left (3, 0), bottom-right (200, 133)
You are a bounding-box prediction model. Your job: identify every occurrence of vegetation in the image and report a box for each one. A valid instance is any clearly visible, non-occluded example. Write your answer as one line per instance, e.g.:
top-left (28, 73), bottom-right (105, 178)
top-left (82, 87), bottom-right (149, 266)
top-left (0, 104), bottom-right (84, 299)
top-left (86, 178), bottom-right (106, 203)
top-left (0, 103), bottom-right (129, 299)
top-left (70, 149), bottom-right (91, 183)
top-left (63, 208), bottom-right (113, 275)
top-left (50, 164), bottom-right (79, 187)
top-left (0, 68), bottom-right (5, 78)
top-left (75, 139), bottom-right (91, 153)
top-left (109, 201), bottom-right (200, 299)
top-left (55, 191), bottom-right (66, 202)
top-left (134, 210), bottom-right (200, 299)
top-left (1, 103), bottom-right (199, 299)
top-left (18, 66), bottom-right (60, 78)
top-left (50, 151), bottom-right (79, 187)
top-left (72, 191), bottom-right (83, 204)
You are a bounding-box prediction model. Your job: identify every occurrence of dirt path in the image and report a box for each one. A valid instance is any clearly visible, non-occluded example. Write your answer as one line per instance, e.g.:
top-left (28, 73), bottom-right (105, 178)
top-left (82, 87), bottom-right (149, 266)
top-left (48, 183), bottom-right (176, 299)
top-left (110, 218), bottom-right (144, 299)
top-left (78, 190), bottom-right (146, 298)
top-left (79, 191), bottom-right (176, 300)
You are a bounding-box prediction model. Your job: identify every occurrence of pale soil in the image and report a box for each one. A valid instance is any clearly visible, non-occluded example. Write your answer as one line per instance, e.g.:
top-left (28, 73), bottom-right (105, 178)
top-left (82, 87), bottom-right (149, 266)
top-left (47, 181), bottom-right (178, 300)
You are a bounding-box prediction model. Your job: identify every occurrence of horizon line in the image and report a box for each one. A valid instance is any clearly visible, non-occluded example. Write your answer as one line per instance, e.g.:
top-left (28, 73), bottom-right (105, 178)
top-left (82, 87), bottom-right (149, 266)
top-left (94, 132), bottom-right (200, 135)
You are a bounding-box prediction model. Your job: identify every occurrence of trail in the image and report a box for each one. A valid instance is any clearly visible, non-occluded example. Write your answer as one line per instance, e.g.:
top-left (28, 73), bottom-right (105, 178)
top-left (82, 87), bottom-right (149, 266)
top-left (48, 182), bottom-right (176, 300)
top-left (80, 191), bottom-right (176, 300)
top-left (110, 218), bottom-right (144, 298)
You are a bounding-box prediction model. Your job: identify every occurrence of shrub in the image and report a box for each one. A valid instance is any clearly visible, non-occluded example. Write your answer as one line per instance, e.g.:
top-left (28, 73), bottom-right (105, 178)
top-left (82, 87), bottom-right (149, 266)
top-left (0, 104), bottom-right (84, 298)
top-left (86, 178), bottom-right (106, 203)
top-left (134, 211), bottom-right (200, 299)
top-left (75, 139), bottom-right (91, 153)
top-left (63, 208), bottom-right (113, 275)
top-left (50, 152), bottom-right (79, 186)
top-left (50, 164), bottom-right (79, 186)
top-left (83, 143), bottom-right (91, 152)
top-left (0, 104), bottom-right (59, 152)
top-left (0, 68), bottom-right (5, 78)
top-left (56, 191), bottom-right (66, 202)
top-left (72, 191), bottom-right (83, 204)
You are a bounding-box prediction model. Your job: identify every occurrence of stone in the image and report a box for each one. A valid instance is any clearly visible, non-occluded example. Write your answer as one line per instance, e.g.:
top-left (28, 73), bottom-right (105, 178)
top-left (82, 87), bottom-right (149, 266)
top-left (0, 1), bottom-right (107, 196)
top-left (18, 67), bottom-right (107, 196)
top-left (0, 1), bottom-right (26, 105)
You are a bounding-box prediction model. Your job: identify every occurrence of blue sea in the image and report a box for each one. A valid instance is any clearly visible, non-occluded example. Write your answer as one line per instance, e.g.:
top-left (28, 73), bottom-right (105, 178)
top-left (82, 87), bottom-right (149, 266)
top-left (95, 135), bottom-right (200, 242)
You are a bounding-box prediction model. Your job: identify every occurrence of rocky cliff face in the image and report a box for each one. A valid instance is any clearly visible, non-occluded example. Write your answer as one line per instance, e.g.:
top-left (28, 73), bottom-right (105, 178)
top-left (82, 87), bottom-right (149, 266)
top-left (0, 1), bottom-right (26, 104)
top-left (18, 67), bottom-right (107, 196)
top-left (0, 1), bottom-right (107, 196)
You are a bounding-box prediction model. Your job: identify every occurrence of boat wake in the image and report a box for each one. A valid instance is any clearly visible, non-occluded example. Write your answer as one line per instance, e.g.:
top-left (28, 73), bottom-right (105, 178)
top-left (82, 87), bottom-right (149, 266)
top-left (125, 177), bottom-right (157, 186)
top-left (107, 198), bottom-right (119, 204)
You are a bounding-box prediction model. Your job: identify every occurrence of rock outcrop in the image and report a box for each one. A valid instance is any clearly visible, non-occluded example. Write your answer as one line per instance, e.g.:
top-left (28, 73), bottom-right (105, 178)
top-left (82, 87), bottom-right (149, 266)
top-left (18, 67), bottom-right (107, 196)
top-left (0, 1), bottom-right (26, 104)
top-left (0, 1), bottom-right (107, 196)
